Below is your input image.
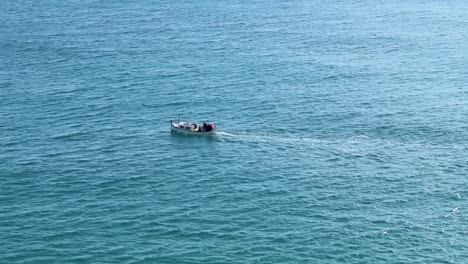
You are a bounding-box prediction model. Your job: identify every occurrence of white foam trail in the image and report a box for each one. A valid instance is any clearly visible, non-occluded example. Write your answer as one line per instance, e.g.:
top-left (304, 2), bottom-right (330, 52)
top-left (216, 131), bottom-right (236, 137)
top-left (215, 131), bottom-right (326, 147)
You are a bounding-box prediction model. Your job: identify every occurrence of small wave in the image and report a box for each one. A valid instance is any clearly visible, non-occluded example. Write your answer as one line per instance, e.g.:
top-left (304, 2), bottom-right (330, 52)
top-left (52, 131), bottom-right (89, 140)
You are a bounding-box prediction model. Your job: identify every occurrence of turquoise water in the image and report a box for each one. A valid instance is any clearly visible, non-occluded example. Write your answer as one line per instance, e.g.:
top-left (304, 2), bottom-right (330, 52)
top-left (1, 0), bottom-right (468, 263)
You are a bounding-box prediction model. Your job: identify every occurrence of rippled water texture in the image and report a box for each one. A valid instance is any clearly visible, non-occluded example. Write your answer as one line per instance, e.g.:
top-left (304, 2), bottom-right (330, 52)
top-left (1, 0), bottom-right (468, 263)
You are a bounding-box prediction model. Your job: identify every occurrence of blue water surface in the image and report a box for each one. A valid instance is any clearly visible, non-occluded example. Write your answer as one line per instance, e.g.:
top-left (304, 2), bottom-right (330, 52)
top-left (1, 0), bottom-right (468, 263)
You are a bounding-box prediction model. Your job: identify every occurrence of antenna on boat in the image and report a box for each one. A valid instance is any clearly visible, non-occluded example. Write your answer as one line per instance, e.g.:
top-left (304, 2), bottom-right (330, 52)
top-left (178, 114), bottom-right (180, 125)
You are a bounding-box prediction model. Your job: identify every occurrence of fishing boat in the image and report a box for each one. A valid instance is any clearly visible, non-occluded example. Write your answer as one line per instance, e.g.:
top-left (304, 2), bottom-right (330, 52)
top-left (170, 116), bottom-right (217, 135)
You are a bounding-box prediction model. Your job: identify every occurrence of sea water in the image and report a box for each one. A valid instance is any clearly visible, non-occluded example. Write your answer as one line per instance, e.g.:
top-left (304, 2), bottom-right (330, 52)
top-left (1, 0), bottom-right (467, 263)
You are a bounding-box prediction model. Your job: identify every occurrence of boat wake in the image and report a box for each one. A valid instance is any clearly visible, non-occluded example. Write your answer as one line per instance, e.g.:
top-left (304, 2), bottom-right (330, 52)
top-left (216, 131), bottom-right (236, 137)
top-left (214, 131), bottom-right (237, 142)
top-left (216, 130), bottom-right (326, 145)
top-left (215, 130), bottom-right (465, 155)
